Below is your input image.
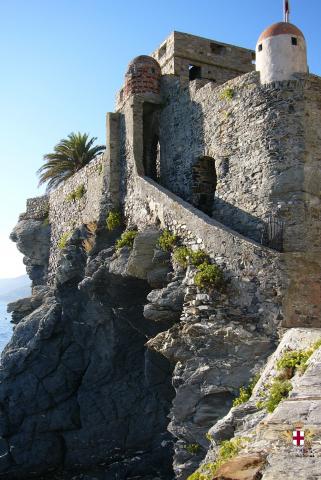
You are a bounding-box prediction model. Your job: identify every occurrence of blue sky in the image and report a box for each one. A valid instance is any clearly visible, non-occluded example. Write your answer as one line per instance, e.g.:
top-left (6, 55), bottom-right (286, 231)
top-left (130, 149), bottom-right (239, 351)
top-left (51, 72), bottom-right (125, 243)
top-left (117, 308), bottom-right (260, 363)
top-left (0, 0), bottom-right (320, 278)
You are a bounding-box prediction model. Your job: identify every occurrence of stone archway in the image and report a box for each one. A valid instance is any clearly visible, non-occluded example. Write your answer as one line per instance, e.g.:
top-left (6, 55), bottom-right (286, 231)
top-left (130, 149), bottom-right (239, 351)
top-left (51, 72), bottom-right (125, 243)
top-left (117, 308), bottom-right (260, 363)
top-left (192, 156), bottom-right (217, 215)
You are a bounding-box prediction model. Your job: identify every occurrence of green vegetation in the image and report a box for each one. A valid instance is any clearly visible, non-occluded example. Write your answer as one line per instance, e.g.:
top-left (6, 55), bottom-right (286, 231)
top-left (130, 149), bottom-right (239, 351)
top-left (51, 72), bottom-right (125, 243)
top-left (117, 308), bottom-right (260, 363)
top-left (66, 184), bottom-right (86, 202)
top-left (115, 230), bottom-right (138, 250)
top-left (106, 211), bottom-right (122, 231)
top-left (158, 229), bottom-right (178, 251)
top-left (43, 215), bottom-right (50, 226)
top-left (173, 247), bottom-right (209, 268)
top-left (276, 338), bottom-right (321, 374)
top-left (185, 443), bottom-right (201, 455)
top-left (220, 88), bottom-right (234, 101)
top-left (37, 132), bottom-right (105, 190)
top-left (58, 231), bottom-right (72, 250)
top-left (97, 163), bottom-right (103, 175)
top-left (205, 432), bottom-right (213, 442)
top-left (233, 373), bottom-right (260, 407)
top-left (257, 339), bottom-right (321, 413)
top-left (187, 438), bottom-right (246, 480)
top-left (258, 379), bottom-right (292, 413)
top-left (194, 262), bottom-right (224, 291)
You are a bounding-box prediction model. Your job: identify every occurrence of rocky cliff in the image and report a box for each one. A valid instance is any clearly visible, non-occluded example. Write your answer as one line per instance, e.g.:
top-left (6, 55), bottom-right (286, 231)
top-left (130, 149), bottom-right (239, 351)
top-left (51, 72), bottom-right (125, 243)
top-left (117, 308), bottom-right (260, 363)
top-left (3, 216), bottom-right (321, 479)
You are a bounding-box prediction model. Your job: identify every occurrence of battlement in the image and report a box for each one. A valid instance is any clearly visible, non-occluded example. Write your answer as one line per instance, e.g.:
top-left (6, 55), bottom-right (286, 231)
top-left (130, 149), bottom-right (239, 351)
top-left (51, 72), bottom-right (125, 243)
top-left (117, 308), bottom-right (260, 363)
top-left (151, 31), bottom-right (255, 81)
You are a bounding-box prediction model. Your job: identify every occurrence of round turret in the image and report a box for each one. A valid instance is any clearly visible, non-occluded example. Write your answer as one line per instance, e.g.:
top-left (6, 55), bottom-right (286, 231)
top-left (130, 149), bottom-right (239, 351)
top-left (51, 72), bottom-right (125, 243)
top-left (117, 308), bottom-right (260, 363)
top-left (256, 22), bottom-right (308, 84)
top-left (124, 55), bottom-right (161, 98)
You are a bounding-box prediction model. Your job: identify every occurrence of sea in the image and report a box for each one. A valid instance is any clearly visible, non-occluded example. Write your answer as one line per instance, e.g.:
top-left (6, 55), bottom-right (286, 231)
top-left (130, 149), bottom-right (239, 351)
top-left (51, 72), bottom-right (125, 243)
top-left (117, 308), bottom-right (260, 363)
top-left (0, 302), bottom-right (13, 353)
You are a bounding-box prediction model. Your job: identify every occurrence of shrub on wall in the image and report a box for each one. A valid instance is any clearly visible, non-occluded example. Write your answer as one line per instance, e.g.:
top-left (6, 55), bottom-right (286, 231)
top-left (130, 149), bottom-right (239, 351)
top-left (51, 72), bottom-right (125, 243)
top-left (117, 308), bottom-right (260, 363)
top-left (173, 247), bottom-right (209, 269)
top-left (194, 262), bottom-right (224, 291)
top-left (220, 87), bottom-right (234, 101)
top-left (66, 184), bottom-right (86, 202)
top-left (58, 231), bottom-right (72, 250)
top-left (115, 230), bottom-right (138, 250)
top-left (106, 211), bottom-right (122, 231)
top-left (158, 229), bottom-right (178, 251)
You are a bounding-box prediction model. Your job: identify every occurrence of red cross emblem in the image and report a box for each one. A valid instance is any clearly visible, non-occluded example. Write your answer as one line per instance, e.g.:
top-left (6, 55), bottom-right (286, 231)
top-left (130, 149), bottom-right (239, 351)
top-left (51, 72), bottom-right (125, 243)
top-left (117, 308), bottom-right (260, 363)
top-left (293, 429), bottom-right (304, 446)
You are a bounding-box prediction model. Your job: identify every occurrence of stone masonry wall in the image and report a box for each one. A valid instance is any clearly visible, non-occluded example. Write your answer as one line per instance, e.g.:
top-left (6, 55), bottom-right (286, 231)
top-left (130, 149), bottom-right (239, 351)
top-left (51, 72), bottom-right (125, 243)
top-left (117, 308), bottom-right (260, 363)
top-left (48, 155), bottom-right (105, 281)
top-left (151, 31), bottom-right (254, 82)
top-left (157, 72), bottom-right (311, 247)
top-left (19, 195), bottom-right (49, 221)
top-left (124, 175), bottom-right (288, 332)
top-left (117, 70), bottom-right (321, 328)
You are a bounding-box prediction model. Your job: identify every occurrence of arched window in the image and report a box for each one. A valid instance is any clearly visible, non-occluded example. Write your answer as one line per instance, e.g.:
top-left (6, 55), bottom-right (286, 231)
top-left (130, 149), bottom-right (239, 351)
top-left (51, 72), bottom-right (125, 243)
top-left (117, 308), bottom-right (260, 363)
top-left (192, 156), bottom-right (217, 215)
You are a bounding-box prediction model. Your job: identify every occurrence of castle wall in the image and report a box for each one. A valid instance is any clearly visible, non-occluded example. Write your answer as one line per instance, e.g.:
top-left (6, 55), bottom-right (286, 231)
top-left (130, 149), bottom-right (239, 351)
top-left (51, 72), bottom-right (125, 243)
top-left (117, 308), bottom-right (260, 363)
top-left (19, 195), bottom-right (49, 221)
top-left (48, 155), bottom-right (105, 281)
top-left (125, 175), bottom-right (286, 335)
top-left (117, 69), bottom-right (321, 328)
top-left (155, 72), bottom-right (321, 251)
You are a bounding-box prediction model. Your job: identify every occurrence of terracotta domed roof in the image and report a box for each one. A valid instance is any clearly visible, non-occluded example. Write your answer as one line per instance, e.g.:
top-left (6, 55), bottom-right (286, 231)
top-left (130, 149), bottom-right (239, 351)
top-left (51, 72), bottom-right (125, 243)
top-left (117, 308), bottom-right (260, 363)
top-left (126, 55), bottom-right (161, 75)
top-left (258, 22), bottom-right (305, 43)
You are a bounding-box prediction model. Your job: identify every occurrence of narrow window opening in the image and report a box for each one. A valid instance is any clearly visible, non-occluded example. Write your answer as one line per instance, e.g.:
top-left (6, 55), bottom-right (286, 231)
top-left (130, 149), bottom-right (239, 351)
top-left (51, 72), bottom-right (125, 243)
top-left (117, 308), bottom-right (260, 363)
top-left (258, 44), bottom-right (263, 52)
top-left (292, 37), bottom-right (298, 46)
top-left (119, 89), bottom-right (124, 102)
top-left (210, 42), bottom-right (226, 55)
top-left (189, 64), bottom-right (202, 81)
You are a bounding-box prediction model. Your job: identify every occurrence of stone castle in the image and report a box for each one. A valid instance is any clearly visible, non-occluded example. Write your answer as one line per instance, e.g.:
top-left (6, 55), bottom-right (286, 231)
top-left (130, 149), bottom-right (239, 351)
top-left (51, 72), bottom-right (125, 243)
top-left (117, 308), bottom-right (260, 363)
top-left (5, 15), bottom-right (321, 480)
top-left (20, 23), bottom-right (321, 328)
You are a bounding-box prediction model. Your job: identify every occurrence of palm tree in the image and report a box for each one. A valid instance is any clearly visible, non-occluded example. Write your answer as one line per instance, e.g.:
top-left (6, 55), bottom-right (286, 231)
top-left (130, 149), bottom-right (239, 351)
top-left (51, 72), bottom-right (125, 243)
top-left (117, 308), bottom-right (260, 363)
top-left (37, 132), bottom-right (105, 190)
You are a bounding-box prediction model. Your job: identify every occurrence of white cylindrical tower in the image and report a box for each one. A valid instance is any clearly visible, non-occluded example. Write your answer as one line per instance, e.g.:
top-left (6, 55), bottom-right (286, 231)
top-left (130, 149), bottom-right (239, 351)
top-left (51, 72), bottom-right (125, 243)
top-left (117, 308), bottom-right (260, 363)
top-left (256, 22), bottom-right (308, 84)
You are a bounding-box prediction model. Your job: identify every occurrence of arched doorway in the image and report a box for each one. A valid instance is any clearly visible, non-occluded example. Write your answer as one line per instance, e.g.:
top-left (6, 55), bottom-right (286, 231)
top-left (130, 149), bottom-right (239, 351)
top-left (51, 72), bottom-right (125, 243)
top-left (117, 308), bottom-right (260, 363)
top-left (192, 156), bottom-right (217, 215)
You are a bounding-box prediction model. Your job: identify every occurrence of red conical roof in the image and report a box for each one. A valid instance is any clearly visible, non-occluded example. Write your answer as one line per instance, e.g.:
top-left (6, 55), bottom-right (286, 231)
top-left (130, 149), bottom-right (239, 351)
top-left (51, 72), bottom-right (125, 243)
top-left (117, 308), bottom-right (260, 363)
top-left (258, 22), bottom-right (305, 43)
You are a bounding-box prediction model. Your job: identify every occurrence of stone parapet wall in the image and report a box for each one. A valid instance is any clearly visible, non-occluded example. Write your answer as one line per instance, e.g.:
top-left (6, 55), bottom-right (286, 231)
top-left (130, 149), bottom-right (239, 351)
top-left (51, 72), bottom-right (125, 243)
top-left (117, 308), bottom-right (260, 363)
top-left (125, 176), bottom-right (287, 335)
top-left (19, 195), bottom-right (49, 221)
top-left (48, 155), bottom-right (106, 281)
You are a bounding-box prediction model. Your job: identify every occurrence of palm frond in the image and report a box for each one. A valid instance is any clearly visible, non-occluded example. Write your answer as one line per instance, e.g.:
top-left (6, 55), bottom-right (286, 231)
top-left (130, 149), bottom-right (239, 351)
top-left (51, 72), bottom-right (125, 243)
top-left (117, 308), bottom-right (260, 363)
top-left (37, 132), bottom-right (106, 190)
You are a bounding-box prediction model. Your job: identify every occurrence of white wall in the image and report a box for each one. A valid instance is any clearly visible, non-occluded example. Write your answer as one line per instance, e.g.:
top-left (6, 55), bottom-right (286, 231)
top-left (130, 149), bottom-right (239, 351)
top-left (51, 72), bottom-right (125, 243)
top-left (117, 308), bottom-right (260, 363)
top-left (256, 34), bottom-right (307, 83)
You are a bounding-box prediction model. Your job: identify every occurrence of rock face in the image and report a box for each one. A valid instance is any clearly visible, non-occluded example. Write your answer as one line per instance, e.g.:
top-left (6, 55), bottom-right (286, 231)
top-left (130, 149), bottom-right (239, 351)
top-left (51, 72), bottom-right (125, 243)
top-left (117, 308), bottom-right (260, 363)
top-left (10, 219), bottom-right (50, 286)
top-left (0, 229), bottom-right (176, 479)
top-left (199, 328), bottom-right (321, 480)
top-left (5, 220), bottom-right (321, 480)
top-left (147, 268), bottom-right (278, 479)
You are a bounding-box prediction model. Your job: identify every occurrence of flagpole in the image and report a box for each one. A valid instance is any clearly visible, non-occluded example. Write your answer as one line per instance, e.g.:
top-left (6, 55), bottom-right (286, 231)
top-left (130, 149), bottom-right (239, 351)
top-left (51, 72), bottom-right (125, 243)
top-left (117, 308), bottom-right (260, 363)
top-left (284, 0), bottom-right (290, 23)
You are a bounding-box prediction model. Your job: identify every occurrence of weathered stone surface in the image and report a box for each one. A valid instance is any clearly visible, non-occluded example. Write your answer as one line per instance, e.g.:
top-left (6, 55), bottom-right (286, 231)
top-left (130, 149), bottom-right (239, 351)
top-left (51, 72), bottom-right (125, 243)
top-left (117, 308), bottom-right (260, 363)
top-left (144, 280), bottom-right (185, 327)
top-left (213, 453), bottom-right (266, 480)
top-left (200, 328), bottom-right (321, 480)
top-left (7, 30), bottom-right (321, 480)
top-left (10, 219), bottom-right (50, 286)
top-left (0, 233), bottom-right (175, 479)
top-left (48, 155), bottom-right (105, 283)
top-left (127, 228), bottom-right (160, 279)
top-left (7, 285), bottom-right (50, 324)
